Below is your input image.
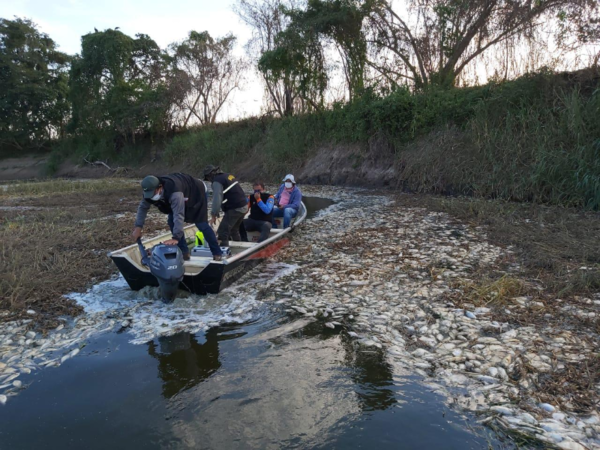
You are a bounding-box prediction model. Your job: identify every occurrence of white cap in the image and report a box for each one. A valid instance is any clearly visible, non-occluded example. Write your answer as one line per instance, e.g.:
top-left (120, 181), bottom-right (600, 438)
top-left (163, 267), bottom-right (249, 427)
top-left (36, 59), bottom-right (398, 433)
top-left (282, 174), bottom-right (296, 184)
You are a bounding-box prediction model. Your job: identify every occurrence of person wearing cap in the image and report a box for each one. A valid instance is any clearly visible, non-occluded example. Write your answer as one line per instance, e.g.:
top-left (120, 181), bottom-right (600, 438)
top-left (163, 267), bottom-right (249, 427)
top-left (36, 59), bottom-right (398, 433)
top-left (203, 165), bottom-right (248, 247)
top-left (273, 174), bottom-right (302, 229)
top-left (132, 173), bottom-right (223, 261)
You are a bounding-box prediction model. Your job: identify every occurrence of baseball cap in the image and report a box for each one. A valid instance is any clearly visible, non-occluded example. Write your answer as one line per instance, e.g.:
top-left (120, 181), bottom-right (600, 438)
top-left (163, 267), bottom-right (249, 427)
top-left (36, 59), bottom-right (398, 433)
top-left (141, 175), bottom-right (160, 199)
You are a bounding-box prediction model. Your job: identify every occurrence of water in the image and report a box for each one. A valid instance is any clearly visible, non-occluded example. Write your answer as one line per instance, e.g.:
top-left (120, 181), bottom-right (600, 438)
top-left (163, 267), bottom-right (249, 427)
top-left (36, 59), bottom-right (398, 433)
top-left (0, 197), bottom-right (503, 449)
top-left (0, 315), bottom-right (498, 450)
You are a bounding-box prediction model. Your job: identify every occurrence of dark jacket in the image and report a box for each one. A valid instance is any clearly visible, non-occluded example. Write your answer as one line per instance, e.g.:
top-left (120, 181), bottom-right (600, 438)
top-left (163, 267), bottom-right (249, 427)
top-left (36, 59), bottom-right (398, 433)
top-left (249, 192), bottom-right (274, 222)
top-left (135, 173), bottom-right (207, 239)
top-left (212, 173), bottom-right (247, 212)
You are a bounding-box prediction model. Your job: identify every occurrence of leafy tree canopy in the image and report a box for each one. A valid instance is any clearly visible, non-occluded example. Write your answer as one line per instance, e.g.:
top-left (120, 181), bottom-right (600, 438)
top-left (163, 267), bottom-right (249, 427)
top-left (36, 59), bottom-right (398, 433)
top-left (0, 17), bottom-right (70, 150)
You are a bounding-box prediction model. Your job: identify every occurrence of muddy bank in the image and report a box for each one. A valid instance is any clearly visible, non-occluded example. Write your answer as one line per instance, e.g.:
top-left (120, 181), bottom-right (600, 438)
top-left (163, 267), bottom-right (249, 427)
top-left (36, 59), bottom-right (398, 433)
top-left (0, 132), bottom-right (441, 190)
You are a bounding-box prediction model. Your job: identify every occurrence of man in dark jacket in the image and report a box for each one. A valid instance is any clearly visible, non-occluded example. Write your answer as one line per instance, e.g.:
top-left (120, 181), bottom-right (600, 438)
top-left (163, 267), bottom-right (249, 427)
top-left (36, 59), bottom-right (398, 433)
top-left (204, 165), bottom-right (248, 247)
top-left (243, 181), bottom-right (274, 242)
top-left (132, 173), bottom-right (223, 261)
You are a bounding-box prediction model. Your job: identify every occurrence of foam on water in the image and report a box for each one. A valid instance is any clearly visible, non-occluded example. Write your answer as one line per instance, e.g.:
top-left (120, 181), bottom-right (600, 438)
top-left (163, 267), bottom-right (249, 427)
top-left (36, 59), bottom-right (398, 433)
top-left (68, 262), bottom-right (298, 344)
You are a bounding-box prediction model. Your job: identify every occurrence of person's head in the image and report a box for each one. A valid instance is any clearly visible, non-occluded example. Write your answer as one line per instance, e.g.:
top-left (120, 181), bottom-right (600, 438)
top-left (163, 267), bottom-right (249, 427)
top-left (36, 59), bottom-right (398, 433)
top-left (253, 181), bottom-right (265, 193)
top-left (282, 174), bottom-right (296, 189)
top-left (203, 165), bottom-right (222, 182)
top-left (141, 175), bottom-right (163, 201)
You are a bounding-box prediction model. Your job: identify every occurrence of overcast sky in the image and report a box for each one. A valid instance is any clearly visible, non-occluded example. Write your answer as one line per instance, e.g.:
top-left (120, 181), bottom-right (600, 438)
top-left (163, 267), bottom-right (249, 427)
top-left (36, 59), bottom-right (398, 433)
top-left (4, 0), bottom-right (263, 118)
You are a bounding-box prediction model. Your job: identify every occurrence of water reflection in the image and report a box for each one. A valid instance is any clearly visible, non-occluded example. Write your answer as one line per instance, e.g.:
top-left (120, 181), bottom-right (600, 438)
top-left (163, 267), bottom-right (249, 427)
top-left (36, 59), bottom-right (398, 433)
top-left (161, 317), bottom-right (401, 448)
top-left (147, 332), bottom-right (222, 398)
top-left (341, 337), bottom-right (397, 412)
top-left (288, 320), bottom-right (397, 412)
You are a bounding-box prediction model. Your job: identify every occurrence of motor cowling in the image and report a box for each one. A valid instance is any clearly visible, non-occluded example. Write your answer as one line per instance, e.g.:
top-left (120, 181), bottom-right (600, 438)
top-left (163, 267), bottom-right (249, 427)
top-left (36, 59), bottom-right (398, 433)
top-left (148, 244), bottom-right (185, 303)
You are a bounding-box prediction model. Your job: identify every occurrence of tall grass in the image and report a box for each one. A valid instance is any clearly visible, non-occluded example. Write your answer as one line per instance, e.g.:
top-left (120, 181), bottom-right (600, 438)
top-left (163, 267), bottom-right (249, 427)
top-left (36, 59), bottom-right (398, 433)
top-left (468, 80), bottom-right (600, 208)
top-left (47, 69), bottom-right (600, 209)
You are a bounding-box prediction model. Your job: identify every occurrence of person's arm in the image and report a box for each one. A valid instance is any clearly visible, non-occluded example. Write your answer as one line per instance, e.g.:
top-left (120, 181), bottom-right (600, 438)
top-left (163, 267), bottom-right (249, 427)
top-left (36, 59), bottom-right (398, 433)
top-left (288, 188), bottom-right (302, 210)
top-left (169, 192), bottom-right (186, 240)
top-left (258, 195), bottom-right (274, 214)
top-left (132, 199), bottom-right (151, 241)
top-left (211, 182), bottom-right (223, 217)
top-left (134, 199), bottom-right (151, 228)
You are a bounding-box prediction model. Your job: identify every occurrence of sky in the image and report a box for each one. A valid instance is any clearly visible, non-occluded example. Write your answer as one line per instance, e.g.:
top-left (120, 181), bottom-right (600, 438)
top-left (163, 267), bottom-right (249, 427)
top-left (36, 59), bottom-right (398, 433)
top-left (2, 0), bottom-right (264, 118)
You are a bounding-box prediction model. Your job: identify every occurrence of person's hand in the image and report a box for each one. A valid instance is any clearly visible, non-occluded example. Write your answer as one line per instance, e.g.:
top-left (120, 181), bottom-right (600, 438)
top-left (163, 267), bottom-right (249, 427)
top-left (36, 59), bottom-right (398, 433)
top-left (254, 192), bottom-right (261, 201)
top-left (209, 215), bottom-right (217, 226)
top-left (163, 239), bottom-right (179, 246)
top-left (132, 226), bottom-right (142, 242)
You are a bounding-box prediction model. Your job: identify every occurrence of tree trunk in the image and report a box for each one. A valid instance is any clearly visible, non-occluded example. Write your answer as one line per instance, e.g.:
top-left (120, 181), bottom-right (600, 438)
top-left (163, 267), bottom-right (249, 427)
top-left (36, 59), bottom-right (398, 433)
top-left (284, 87), bottom-right (293, 116)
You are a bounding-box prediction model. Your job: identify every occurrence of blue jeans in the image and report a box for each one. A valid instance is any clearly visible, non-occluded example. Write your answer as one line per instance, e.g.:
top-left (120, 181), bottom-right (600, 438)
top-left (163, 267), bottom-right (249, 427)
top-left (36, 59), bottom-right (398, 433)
top-left (272, 207), bottom-right (297, 229)
top-left (168, 214), bottom-right (222, 256)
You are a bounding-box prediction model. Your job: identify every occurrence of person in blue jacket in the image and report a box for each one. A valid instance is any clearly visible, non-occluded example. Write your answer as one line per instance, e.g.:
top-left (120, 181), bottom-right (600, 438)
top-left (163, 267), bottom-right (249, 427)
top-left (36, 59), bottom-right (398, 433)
top-left (243, 181), bottom-right (275, 242)
top-left (273, 174), bottom-right (302, 229)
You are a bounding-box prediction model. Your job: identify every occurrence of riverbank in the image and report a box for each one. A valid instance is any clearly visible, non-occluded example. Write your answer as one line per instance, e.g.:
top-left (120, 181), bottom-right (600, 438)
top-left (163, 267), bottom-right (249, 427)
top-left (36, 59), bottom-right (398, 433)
top-left (1, 181), bottom-right (598, 448)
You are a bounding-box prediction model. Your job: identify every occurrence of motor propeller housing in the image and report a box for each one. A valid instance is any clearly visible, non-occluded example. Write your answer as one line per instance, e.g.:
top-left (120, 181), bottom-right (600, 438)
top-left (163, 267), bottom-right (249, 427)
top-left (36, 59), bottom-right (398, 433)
top-left (147, 244), bottom-right (185, 303)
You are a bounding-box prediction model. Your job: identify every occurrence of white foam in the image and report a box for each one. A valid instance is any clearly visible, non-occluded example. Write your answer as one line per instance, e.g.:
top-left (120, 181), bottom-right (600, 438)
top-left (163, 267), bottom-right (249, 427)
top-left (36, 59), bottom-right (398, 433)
top-left (68, 262), bottom-right (299, 345)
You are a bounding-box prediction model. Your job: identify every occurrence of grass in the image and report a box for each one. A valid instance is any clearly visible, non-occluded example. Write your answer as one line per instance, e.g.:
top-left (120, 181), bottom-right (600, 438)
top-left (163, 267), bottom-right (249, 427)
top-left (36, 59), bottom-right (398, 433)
top-left (397, 194), bottom-right (600, 297)
top-left (449, 275), bottom-right (528, 308)
top-left (0, 178), bottom-right (137, 198)
top-left (157, 69), bottom-right (600, 209)
top-left (34, 69), bottom-right (599, 210)
top-left (0, 180), bottom-right (166, 330)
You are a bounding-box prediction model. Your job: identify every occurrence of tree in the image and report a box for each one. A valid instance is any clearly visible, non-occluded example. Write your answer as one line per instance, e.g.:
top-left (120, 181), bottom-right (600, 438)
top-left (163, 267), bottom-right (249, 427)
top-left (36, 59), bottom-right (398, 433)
top-left (69, 28), bottom-right (171, 143)
top-left (0, 17), bottom-right (70, 150)
top-left (369, 0), bottom-right (598, 88)
top-left (235, 0), bottom-right (301, 116)
top-left (258, 22), bottom-right (328, 112)
top-left (169, 31), bottom-right (247, 127)
top-left (285, 0), bottom-right (373, 99)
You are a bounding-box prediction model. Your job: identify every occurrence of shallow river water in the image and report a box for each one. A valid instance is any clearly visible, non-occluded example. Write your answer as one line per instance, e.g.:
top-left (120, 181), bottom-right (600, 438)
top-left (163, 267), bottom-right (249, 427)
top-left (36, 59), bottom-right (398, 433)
top-left (0, 197), bottom-right (502, 449)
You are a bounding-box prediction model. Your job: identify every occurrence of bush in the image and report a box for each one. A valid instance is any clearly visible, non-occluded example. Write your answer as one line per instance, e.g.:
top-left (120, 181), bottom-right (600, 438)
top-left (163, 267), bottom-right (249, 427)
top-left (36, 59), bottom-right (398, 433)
top-left (48, 69), bottom-right (600, 209)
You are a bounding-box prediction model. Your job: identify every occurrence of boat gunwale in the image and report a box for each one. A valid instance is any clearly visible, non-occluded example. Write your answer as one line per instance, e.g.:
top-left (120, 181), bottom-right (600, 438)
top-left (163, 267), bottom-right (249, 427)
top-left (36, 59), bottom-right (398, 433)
top-left (109, 202), bottom-right (307, 273)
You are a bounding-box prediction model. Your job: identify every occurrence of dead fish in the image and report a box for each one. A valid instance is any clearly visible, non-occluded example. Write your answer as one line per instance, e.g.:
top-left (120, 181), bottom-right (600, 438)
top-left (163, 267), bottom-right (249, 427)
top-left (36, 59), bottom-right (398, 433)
top-left (40, 359), bottom-right (58, 367)
top-left (3, 374), bottom-right (19, 383)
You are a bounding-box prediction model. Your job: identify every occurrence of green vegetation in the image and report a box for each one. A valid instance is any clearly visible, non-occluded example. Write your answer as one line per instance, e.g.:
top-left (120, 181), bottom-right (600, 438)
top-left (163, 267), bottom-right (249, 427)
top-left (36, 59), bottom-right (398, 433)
top-left (0, 18), bottom-right (70, 150)
top-left (164, 70), bottom-right (600, 209)
top-left (1, 9), bottom-right (598, 210)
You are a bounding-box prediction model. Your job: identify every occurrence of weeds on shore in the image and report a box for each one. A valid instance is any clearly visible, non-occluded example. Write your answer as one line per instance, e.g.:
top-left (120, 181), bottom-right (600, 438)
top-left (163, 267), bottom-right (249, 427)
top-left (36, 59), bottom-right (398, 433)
top-left (0, 179), bottom-right (136, 198)
top-left (0, 182), bottom-right (164, 330)
top-left (399, 194), bottom-right (600, 299)
top-left (160, 70), bottom-right (600, 209)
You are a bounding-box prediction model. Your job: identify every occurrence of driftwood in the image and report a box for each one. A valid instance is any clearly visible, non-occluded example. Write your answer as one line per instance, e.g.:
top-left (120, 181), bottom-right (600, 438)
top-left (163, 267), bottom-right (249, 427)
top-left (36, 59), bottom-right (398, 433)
top-left (83, 156), bottom-right (128, 174)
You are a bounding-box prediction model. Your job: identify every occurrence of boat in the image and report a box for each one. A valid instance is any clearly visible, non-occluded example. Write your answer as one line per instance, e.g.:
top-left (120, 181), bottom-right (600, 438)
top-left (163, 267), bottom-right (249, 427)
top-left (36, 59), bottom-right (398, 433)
top-left (109, 202), bottom-right (307, 295)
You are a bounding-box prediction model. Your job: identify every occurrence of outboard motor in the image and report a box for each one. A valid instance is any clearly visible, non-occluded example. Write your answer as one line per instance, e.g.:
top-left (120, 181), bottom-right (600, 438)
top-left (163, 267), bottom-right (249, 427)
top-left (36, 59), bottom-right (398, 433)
top-left (137, 239), bottom-right (185, 303)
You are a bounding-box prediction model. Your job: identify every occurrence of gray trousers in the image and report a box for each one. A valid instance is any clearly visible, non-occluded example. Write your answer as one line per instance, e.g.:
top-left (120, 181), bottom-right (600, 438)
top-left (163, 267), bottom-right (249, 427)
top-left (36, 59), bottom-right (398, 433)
top-left (243, 218), bottom-right (272, 242)
top-left (217, 209), bottom-right (246, 246)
